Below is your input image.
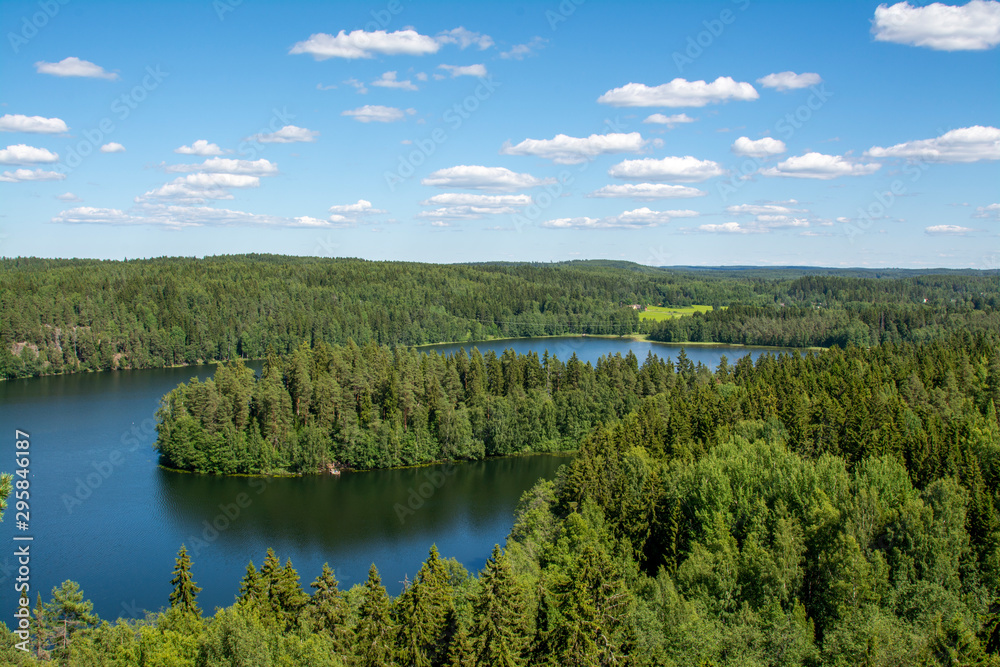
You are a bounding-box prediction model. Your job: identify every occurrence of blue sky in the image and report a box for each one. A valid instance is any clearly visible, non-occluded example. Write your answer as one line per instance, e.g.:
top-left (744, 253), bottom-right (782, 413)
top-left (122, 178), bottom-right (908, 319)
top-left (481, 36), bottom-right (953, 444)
top-left (0, 0), bottom-right (997, 267)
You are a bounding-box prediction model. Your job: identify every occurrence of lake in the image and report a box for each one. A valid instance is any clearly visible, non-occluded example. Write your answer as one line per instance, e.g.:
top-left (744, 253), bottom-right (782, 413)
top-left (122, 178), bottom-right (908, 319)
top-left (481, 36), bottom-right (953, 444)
top-left (0, 338), bottom-right (781, 620)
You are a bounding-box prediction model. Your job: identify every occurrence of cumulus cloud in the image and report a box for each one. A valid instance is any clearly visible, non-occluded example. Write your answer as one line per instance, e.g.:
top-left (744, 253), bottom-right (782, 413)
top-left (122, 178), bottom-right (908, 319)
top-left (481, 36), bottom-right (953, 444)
top-left (34, 57), bottom-right (118, 80)
top-left (0, 114), bottom-right (68, 134)
top-left (139, 173), bottom-right (261, 204)
top-left (872, 0), bottom-right (1000, 50)
top-left (0, 168), bottom-right (65, 182)
top-left (597, 77), bottom-right (759, 107)
top-left (756, 71), bottom-right (822, 91)
top-left (760, 152), bottom-right (881, 179)
top-left (437, 63), bottom-right (487, 77)
top-left (866, 126), bottom-right (1000, 163)
top-left (698, 222), bottom-right (759, 234)
top-left (54, 203), bottom-right (342, 229)
top-left (643, 113), bottom-right (696, 127)
top-left (422, 165), bottom-right (554, 191)
top-left (372, 71), bottom-right (418, 91)
top-left (925, 224), bottom-right (976, 234)
top-left (419, 194), bottom-right (532, 220)
top-left (166, 158), bottom-right (278, 176)
top-left (0, 144), bottom-right (59, 164)
top-left (327, 199), bottom-right (388, 226)
top-left (542, 208), bottom-right (699, 230)
top-left (56, 192), bottom-right (81, 201)
top-left (290, 29), bottom-right (440, 59)
top-left (608, 156), bottom-right (724, 182)
top-left (437, 27), bottom-right (494, 50)
top-left (175, 140), bottom-right (224, 156)
top-left (342, 105), bottom-right (415, 123)
top-left (732, 136), bottom-right (787, 157)
top-left (726, 203), bottom-right (804, 217)
top-left (500, 36), bottom-right (547, 59)
top-left (973, 203), bottom-right (1000, 219)
top-left (250, 125), bottom-right (319, 143)
top-left (500, 132), bottom-right (648, 164)
top-left (100, 142), bottom-right (125, 153)
top-left (587, 183), bottom-right (707, 200)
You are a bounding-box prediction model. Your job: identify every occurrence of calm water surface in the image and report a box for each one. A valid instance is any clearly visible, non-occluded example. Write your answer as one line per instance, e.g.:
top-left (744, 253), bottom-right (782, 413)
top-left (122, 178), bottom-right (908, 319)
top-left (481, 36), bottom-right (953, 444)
top-left (0, 338), bottom-right (781, 620)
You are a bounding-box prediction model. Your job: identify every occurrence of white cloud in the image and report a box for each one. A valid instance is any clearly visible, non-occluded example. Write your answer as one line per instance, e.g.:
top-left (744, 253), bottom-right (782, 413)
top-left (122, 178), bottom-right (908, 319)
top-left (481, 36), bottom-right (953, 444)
top-left (422, 165), bottom-right (554, 191)
top-left (290, 29), bottom-right (440, 59)
top-left (329, 199), bottom-right (385, 214)
top-left (422, 193), bottom-right (532, 208)
top-left (587, 183), bottom-right (706, 200)
top-left (437, 63), bottom-right (487, 78)
top-left (760, 152), bottom-right (882, 179)
top-left (0, 114), bottom-right (68, 134)
top-left (500, 132), bottom-right (648, 164)
top-left (56, 192), bottom-right (81, 201)
top-left (698, 222), bottom-right (760, 234)
top-left (500, 36), bottom-right (547, 59)
top-left (643, 113), bottom-right (696, 127)
top-left (0, 168), bottom-right (65, 183)
top-left (100, 142), bottom-right (125, 153)
top-left (866, 126), bottom-right (1000, 163)
top-left (436, 27), bottom-right (494, 50)
top-left (925, 224), bottom-right (976, 234)
top-left (52, 207), bottom-right (139, 225)
top-left (418, 194), bottom-right (533, 220)
top-left (139, 173), bottom-right (260, 204)
top-left (372, 71), bottom-right (418, 91)
top-left (344, 78), bottom-right (368, 94)
top-left (726, 203), bottom-right (803, 217)
top-left (54, 203), bottom-right (342, 229)
top-left (756, 71), bottom-right (822, 91)
top-left (0, 144), bottom-right (59, 164)
top-left (542, 208), bottom-right (699, 230)
top-left (342, 105), bottom-right (414, 123)
top-left (175, 140), bottom-right (224, 156)
top-left (251, 125), bottom-right (319, 143)
top-left (608, 155), bottom-right (724, 182)
top-left (872, 0), bottom-right (1000, 50)
top-left (597, 77), bottom-right (759, 108)
top-left (732, 136), bottom-right (786, 157)
top-left (34, 57), bottom-right (118, 80)
top-left (973, 203), bottom-right (1000, 219)
top-left (166, 158), bottom-right (278, 176)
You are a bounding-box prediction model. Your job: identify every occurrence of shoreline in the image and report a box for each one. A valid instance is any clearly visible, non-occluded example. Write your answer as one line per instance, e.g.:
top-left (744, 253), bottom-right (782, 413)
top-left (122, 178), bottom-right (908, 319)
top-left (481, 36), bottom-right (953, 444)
top-left (157, 449), bottom-right (578, 479)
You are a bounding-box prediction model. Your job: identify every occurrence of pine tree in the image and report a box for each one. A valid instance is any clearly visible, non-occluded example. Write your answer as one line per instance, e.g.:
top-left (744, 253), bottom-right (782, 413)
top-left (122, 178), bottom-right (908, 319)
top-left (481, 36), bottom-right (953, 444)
top-left (356, 563), bottom-right (397, 667)
top-left (168, 544), bottom-right (202, 615)
top-left (470, 545), bottom-right (525, 667)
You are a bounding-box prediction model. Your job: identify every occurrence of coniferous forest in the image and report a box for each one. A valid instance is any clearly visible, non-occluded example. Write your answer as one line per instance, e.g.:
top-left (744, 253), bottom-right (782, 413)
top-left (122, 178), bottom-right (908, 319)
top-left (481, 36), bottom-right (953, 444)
top-left (1, 256), bottom-right (1000, 664)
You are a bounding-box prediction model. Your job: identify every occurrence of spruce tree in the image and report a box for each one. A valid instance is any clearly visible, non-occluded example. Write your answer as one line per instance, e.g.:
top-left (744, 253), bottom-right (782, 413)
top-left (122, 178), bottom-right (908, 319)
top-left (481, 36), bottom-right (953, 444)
top-left (470, 545), bottom-right (526, 667)
top-left (168, 544), bottom-right (202, 615)
top-left (307, 562), bottom-right (353, 651)
top-left (395, 545), bottom-right (453, 667)
top-left (355, 563), bottom-right (397, 667)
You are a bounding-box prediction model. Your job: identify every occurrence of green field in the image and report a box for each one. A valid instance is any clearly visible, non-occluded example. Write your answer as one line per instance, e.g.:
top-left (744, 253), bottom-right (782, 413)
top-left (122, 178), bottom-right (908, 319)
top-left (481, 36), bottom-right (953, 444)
top-left (638, 304), bottom-right (714, 321)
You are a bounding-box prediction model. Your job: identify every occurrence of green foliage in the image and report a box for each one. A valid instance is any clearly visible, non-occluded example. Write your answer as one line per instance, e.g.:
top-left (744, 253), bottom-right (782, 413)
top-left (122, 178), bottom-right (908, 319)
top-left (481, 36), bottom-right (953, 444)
top-left (170, 545), bottom-right (202, 616)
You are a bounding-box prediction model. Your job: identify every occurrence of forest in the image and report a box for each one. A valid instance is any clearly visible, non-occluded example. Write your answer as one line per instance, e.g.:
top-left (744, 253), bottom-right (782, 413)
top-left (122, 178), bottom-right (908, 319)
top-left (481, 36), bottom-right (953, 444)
top-left (3, 329), bottom-right (1000, 664)
top-left (1, 255), bottom-right (996, 379)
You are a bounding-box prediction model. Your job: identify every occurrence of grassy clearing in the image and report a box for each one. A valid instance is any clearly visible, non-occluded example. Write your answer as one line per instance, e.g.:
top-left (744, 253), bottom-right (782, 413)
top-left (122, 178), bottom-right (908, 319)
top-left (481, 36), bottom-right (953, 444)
top-left (639, 304), bottom-right (714, 321)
